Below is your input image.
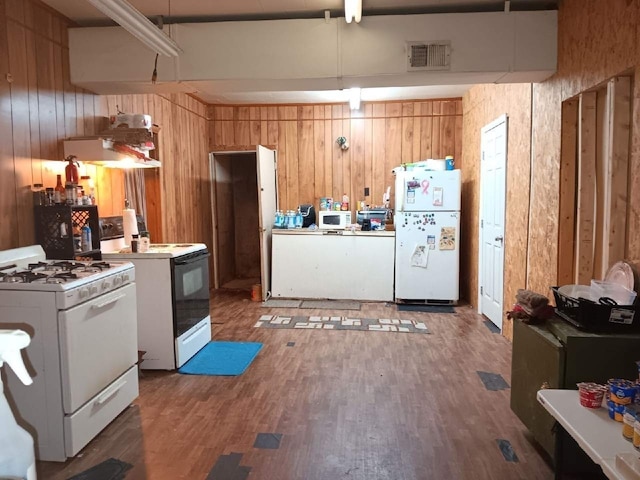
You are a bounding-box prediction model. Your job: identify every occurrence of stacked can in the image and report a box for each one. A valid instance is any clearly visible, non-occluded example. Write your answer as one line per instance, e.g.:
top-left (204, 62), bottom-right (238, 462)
top-left (607, 379), bottom-right (637, 422)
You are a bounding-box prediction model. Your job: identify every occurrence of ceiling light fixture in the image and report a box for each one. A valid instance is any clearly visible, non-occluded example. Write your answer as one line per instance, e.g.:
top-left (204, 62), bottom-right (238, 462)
top-left (86, 0), bottom-right (182, 56)
top-left (349, 87), bottom-right (361, 110)
top-left (344, 0), bottom-right (362, 24)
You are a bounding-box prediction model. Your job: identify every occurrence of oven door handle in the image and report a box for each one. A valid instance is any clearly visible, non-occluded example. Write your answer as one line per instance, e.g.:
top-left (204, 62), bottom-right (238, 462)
top-left (94, 378), bottom-right (126, 406)
top-left (174, 253), bottom-right (210, 265)
top-left (91, 293), bottom-right (126, 309)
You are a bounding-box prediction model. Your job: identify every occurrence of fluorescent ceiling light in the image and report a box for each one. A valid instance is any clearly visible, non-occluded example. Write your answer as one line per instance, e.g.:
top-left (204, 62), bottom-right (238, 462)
top-left (349, 87), bottom-right (361, 110)
top-left (86, 0), bottom-right (181, 56)
top-left (345, 0), bottom-right (362, 24)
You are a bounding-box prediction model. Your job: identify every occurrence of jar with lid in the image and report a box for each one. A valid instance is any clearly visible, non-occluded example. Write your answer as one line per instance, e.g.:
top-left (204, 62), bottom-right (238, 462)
top-left (65, 182), bottom-right (76, 205)
top-left (31, 184), bottom-right (45, 206)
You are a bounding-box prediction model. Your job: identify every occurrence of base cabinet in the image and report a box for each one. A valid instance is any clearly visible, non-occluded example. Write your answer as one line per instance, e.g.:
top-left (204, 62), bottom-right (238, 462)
top-left (271, 230), bottom-right (395, 301)
top-left (511, 317), bottom-right (640, 475)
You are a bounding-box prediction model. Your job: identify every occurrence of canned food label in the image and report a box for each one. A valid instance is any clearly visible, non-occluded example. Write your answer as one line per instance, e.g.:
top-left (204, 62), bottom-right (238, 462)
top-left (609, 309), bottom-right (635, 325)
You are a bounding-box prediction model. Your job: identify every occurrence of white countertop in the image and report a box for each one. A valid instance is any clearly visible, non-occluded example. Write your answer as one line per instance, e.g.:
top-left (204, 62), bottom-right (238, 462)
top-left (272, 229), bottom-right (395, 237)
top-left (537, 389), bottom-right (639, 479)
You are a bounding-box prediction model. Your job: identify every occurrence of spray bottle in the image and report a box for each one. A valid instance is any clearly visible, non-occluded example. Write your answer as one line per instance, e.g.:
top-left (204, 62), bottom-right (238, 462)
top-left (0, 330), bottom-right (37, 480)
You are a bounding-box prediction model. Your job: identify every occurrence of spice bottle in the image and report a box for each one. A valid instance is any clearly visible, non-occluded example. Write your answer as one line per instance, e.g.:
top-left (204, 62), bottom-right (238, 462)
top-left (65, 182), bottom-right (76, 206)
top-left (54, 175), bottom-right (65, 204)
top-left (45, 187), bottom-right (54, 206)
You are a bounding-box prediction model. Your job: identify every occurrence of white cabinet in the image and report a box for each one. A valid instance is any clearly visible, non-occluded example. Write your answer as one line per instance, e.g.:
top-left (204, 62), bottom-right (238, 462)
top-left (271, 230), bottom-right (395, 301)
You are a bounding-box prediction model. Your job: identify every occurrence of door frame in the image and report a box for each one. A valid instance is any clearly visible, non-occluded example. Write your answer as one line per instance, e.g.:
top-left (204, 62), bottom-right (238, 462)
top-left (477, 114), bottom-right (508, 326)
top-left (209, 150), bottom-right (255, 289)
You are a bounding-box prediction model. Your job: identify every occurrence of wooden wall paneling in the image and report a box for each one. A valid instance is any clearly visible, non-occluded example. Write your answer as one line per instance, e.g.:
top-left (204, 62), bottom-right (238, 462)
top-left (0, 8), bottom-right (18, 249)
top-left (575, 91), bottom-right (597, 284)
top-left (454, 115), bottom-right (463, 168)
top-left (6, 19), bottom-right (35, 245)
top-left (24, 27), bottom-right (40, 168)
top-left (372, 117), bottom-right (386, 210)
top-left (351, 117), bottom-right (365, 207)
top-left (363, 111), bottom-right (373, 207)
top-left (431, 103), bottom-right (442, 158)
top-left (385, 116), bottom-right (402, 208)
top-left (627, 67), bottom-right (640, 262)
top-left (558, 99), bottom-right (578, 286)
top-left (411, 103), bottom-right (421, 162)
top-left (594, 88), bottom-right (607, 280)
top-left (277, 118), bottom-right (288, 209)
top-left (313, 119), bottom-right (325, 208)
top-left (420, 102), bottom-right (433, 161)
top-left (267, 108), bottom-right (278, 146)
top-left (287, 118), bottom-right (302, 208)
top-left (298, 119), bottom-right (314, 206)
top-left (323, 107), bottom-right (332, 203)
top-left (35, 29), bottom-right (57, 161)
top-left (401, 103), bottom-right (414, 164)
top-left (232, 155), bottom-right (260, 278)
top-left (341, 116), bottom-right (351, 205)
top-left (52, 43), bottom-right (65, 159)
top-left (605, 76), bottom-right (631, 266)
top-left (331, 108), bottom-right (343, 201)
top-left (61, 46), bottom-right (76, 142)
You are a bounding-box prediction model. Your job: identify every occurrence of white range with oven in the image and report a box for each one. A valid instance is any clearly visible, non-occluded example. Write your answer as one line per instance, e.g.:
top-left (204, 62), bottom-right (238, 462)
top-left (0, 245), bottom-right (138, 462)
top-left (101, 232), bottom-right (211, 370)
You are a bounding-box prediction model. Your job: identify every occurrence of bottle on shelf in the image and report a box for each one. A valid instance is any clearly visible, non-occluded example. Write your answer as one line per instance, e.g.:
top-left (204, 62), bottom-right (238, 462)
top-left (54, 175), bottom-right (65, 205)
top-left (65, 182), bottom-right (76, 206)
top-left (341, 193), bottom-right (349, 211)
top-left (81, 225), bottom-right (92, 252)
top-left (80, 175), bottom-right (94, 205)
top-left (44, 188), bottom-right (54, 206)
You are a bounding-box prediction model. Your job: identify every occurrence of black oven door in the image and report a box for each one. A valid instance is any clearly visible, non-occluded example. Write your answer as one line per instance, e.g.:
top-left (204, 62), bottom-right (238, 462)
top-left (171, 250), bottom-right (211, 337)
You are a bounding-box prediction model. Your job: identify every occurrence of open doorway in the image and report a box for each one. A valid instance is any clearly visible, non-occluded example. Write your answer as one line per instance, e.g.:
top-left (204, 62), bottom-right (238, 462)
top-left (209, 147), bottom-right (277, 299)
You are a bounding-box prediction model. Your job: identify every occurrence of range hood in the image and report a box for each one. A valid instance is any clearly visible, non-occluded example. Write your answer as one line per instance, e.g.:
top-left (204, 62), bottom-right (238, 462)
top-left (63, 137), bottom-right (161, 169)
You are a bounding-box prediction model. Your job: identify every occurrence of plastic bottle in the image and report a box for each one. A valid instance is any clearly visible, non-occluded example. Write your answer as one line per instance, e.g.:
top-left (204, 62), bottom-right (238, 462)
top-left (54, 174), bottom-right (65, 204)
top-left (341, 193), bottom-right (349, 211)
top-left (0, 330), bottom-right (37, 480)
top-left (295, 208), bottom-right (303, 228)
top-left (81, 225), bottom-right (92, 252)
top-left (65, 182), bottom-right (76, 206)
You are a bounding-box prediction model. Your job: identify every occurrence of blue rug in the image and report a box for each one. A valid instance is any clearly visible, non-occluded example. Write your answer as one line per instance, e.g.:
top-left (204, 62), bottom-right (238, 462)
top-left (178, 341), bottom-right (263, 376)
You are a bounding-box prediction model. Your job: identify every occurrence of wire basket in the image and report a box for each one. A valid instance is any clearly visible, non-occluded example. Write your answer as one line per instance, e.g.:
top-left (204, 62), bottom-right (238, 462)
top-left (551, 287), bottom-right (639, 333)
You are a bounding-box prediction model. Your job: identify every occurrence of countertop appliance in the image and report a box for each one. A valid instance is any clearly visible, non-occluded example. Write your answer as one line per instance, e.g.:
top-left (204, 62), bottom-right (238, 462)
top-left (100, 217), bottom-right (211, 370)
top-left (299, 204), bottom-right (316, 228)
top-left (318, 210), bottom-right (352, 230)
top-left (356, 209), bottom-right (388, 229)
top-left (394, 169), bottom-right (461, 303)
top-left (0, 245), bottom-right (138, 461)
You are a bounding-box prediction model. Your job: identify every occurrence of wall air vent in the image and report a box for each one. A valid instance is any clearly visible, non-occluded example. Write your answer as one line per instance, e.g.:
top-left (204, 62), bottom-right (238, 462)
top-left (406, 41), bottom-right (451, 71)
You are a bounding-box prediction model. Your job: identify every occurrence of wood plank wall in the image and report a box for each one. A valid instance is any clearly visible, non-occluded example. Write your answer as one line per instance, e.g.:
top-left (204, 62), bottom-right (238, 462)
top-left (0, 0), bottom-right (211, 254)
top-left (461, 84), bottom-right (533, 340)
top-left (462, 0), bottom-right (640, 340)
top-left (208, 101), bottom-right (463, 213)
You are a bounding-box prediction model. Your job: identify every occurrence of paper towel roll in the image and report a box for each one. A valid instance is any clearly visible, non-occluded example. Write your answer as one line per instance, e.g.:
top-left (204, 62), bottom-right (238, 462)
top-left (123, 208), bottom-right (138, 246)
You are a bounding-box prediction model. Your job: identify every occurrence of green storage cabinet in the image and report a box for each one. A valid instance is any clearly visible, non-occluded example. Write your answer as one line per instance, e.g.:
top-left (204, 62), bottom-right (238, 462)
top-left (511, 317), bottom-right (640, 467)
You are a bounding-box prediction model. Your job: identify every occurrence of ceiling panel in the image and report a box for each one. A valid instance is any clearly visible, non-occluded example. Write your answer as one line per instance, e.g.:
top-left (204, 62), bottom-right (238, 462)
top-left (42, 0), bottom-right (557, 24)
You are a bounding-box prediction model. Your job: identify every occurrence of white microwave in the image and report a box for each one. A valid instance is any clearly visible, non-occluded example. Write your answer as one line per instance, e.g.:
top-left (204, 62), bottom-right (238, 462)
top-left (318, 211), bottom-right (352, 229)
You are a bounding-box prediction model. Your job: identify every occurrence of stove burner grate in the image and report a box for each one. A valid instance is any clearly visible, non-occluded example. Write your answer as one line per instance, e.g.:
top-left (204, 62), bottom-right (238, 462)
top-left (0, 271), bottom-right (49, 283)
top-left (45, 272), bottom-right (78, 283)
top-left (50, 261), bottom-right (84, 271)
top-left (28, 262), bottom-right (49, 270)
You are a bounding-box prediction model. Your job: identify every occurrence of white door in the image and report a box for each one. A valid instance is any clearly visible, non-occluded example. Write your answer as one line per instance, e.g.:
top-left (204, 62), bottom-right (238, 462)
top-left (256, 145), bottom-right (277, 301)
top-left (479, 115), bottom-right (508, 329)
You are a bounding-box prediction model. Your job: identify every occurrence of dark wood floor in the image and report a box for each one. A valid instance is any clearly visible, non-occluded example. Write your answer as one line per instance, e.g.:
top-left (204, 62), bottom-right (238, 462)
top-left (39, 290), bottom-right (553, 480)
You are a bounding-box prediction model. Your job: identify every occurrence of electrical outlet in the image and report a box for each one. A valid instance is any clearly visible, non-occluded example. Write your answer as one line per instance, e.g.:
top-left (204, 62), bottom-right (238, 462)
top-left (364, 187), bottom-right (370, 197)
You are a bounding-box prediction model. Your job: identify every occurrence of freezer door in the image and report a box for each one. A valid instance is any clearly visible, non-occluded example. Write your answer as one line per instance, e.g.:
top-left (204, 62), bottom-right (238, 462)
top-left (394, 211), bottom-right (460, 301)
top-left (401, 170), bottom-right (461, 212)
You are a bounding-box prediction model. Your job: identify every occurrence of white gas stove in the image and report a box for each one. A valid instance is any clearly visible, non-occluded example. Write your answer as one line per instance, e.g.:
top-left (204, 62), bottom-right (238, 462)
top-left (0, 246), bottom-right (134, 309)
top-left (0, 245), bottom-right (139, 462)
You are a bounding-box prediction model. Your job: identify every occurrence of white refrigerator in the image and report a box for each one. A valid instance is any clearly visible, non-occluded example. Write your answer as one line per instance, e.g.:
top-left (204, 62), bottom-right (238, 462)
top-left (394, 169), bottom-right (461, 302)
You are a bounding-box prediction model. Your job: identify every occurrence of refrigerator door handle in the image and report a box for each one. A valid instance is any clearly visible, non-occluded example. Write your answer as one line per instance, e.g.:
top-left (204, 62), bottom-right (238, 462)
top-left (495, 235), bottom-right (504, 244)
